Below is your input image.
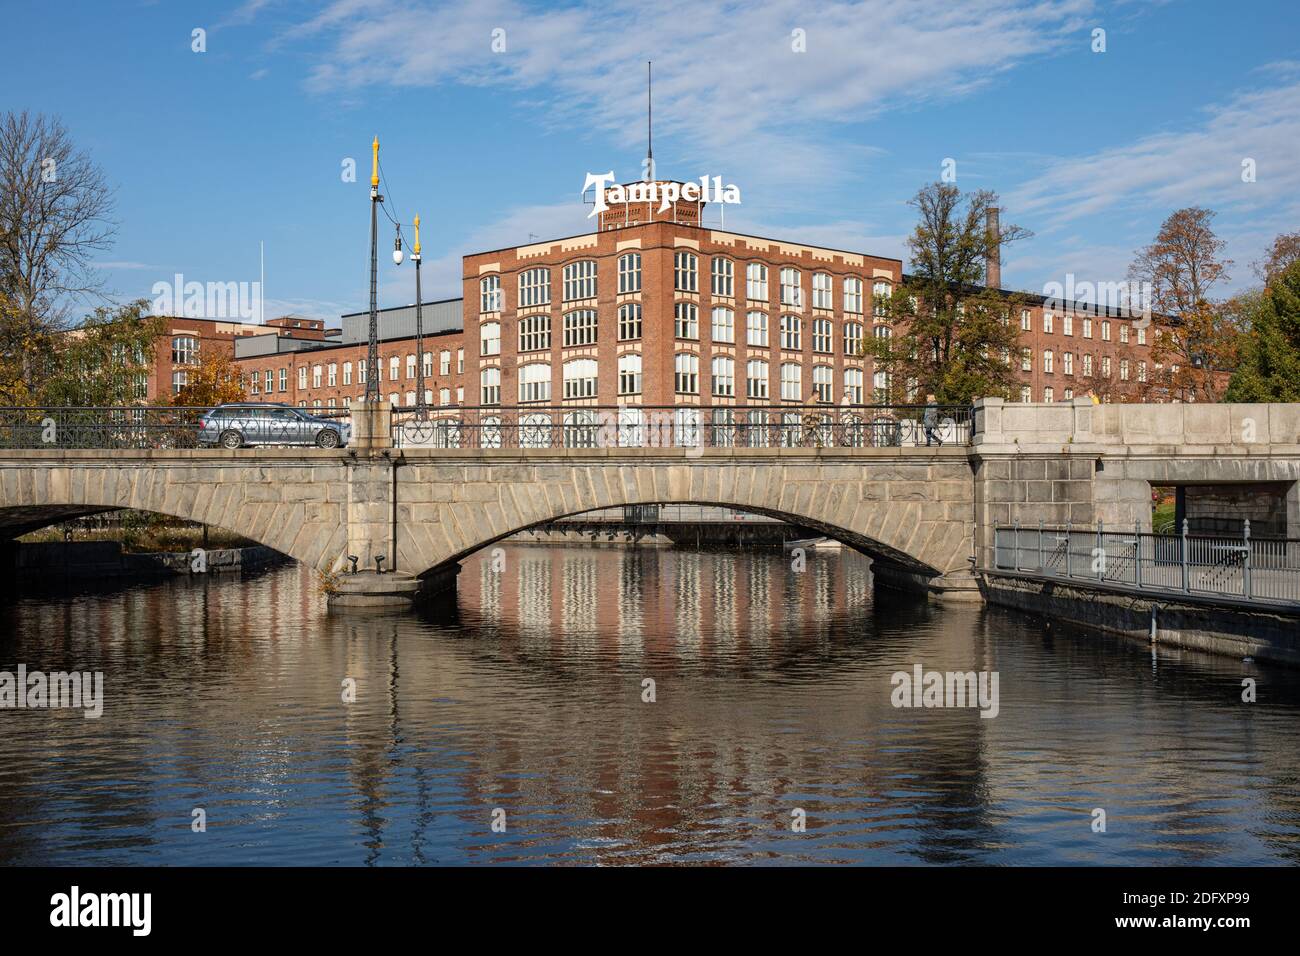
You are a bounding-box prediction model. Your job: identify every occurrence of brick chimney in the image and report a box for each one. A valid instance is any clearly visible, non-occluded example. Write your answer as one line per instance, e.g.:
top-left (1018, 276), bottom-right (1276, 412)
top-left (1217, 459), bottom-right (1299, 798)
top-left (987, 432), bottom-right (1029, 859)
top-left (985, 206), bottom-right (1001, 289)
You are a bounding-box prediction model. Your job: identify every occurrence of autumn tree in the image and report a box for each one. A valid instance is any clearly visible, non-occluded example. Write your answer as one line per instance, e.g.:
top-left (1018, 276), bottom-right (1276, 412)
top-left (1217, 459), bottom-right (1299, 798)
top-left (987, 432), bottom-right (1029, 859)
top-left (41, 299), bottom-right (165, 406)
top-left (1253, 231), bottom-right (1300, 287)
top-left (1128, 207), bottom-right (1237, 402)
top-left (1225, 260), bottom-right (1300, 402)
top-left (862, 183), bottom-right (1030, 404)
top-left (173, 347), bottom-right (246, 407)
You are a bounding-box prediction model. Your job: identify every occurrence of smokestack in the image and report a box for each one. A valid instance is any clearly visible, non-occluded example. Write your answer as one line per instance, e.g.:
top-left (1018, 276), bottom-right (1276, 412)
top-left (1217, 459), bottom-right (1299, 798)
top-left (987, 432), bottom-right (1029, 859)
top-left (985, 206), bottom-right (1001, 289)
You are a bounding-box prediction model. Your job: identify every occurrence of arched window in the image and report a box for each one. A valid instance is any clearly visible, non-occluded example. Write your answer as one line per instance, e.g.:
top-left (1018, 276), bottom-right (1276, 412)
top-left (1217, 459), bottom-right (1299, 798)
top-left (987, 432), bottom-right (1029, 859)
top-left (674, 353), bottom-right (699, 394)
top-left (780, 363), bottom-right (802, 401)
top-left (746, 263), bottom-right (768, 301)
top-left (618, 353), bottom-right (642, 395)
top-left (674, 251), bottom-right (698, 292)
top-left (779, 267), bottom-right (802, 308)
top-left (843, 277), bottom-right (863, 314)
top-left (711, 257), bottom-right (734, 297)
top-left (480, 322), bottom-right (500, 356)
top-left (812, 365), bottom-right (833, 402)
top-left (562, 260), bottom-right (597, 301)
top-left (562, 358), bottom-right (598, 399)
top-left (674, 302), bottom-right (698, 340)
top-left (519, 267), bottom-right (550, 307)
top-left (480, 367), bottom-right (501, 406)
top-left (843, 321), bottom-right (863, 356)
top-left (518, 363), bottom-right (551, 403)
top-left (872, 280), bottom-right (891, 318)
top-left (746, 359), bottom-right (769, 399)
top-left (780, 314), bottom-right (801, 350)
top-left (618, 252), bottom-right (641, 294)
top-left (171, 336), bottom-right (198, 365)
top-left (711, 356), bottom-right (735, 396)
top-left (812, 272), bottom-right (832, 310)
top-left (618, 303), bottom-right (642, 341)
top-left (843, 367), bottom-right (864, 404)
top-left (562, 309), bottom-right (598, 347)
top-left (480, 274), bottom-right (501, 313)
top-left (812, 318), bottom-right (833, 353)
top-left (519, 314), bottom-right (550, 352)
top-left (711, 307), bottom-right (734, 343)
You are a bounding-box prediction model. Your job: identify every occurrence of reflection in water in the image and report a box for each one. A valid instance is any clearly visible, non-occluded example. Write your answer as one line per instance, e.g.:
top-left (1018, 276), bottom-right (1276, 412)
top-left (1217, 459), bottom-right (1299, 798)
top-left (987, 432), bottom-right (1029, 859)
top-left (1, 543), bottom-right (1298, 865)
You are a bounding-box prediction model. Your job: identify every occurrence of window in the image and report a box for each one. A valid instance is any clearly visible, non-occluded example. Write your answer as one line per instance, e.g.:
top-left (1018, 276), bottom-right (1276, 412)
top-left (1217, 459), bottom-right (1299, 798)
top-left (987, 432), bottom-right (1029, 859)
top-left (1021, 348), bottom-right (1032, 372)
top-left (1043, 313), bottom-right (1053, 334)
top-left (480, 367), bottom-right (501, 405)
top-left (342, 363), bottom-right (351, 386)
top-left (674, 353), bottom-right (699, 394)
top-left (844, 277), bottom-right (863, 314)
top-left (618, 252), bottom-right (641, 294)
top-left (1021, 309), bottom-right (1032, 331)
top-left (480, 274), bottom-right (501, 313)
top-left (779, 267), bottom-right (802, 308)
top-left (313, 365), bottom-right (322, 388)
top-left (279, 368), bottom-right (288, 391)
top-left (1101, 356), bottom-right (1112, 377)
top-left (711, 257), bottom-right (734, 297)
top-left (746, 360), bottom-right (769, 399)
top-left (746, 263), bottom-right (768, 301)
top-left (1063, 314), bottom-right (1073, 336)
top-left (780, 363), bottom-right (802, 401)
top-left (812, 272), bottom-right (833, 310)
top-left (480, 321), bottom-right (500, 356)
top-left (1063, 352), bottom-right (1074, 375)
top-left (563, 309), bottom-right (598, 347)
top-left (1138, 360), bottom-right (1147, 382)
top-left (1083, 317), bottom-right (1093, 338)
top-left (1137, 326), bottom-right (1146, 345)
top-left (1044, 387), bottom-right (1054, 403)
top-left (519, 314), bottom-right (550, 352)
top-left (298, 366), bottom-right (307, 389)
top-left (874, 370), bottom-right (891, 403)
top-left (874, 325), bottom-right (891, 340)
top-left (423, 351), bottom-right (433, 377)
top-left (873, 281), bottom-right (892, 318)
top-left (518, 363), bottom-right (551, 403)
top-left (746, 311), bottom-right (768, 347)
top-left (1120, 358), bottom-right (1130, 381)
top-left (1020, 385), bottom-right (1032, 403)
top-left (812, 365), bottom-right (833, 402)
top-left (406, 354), bottom-right (416, 379)
top-left (812, 318), bottom-right (833, 353)
top-left (438, 388), bottom-right (450, 406)
top-left (1083, 354), bottom-right (1093, 377)
top-left (1119, 324), bottom-right (1130, 344)
top-left (675, 302), bottom-right (698, 339)
top-left (264, 370), bottom-right (273, 393)
top-left (562, 260), bottom-right (597, 301)
top-left (780, 315), bottom-right (801, 350)
top-left (1102, 320), bottom-right (1111, 341)
top-left (843, 367), bottom-right (864, 404)
top-left (172, 370), bottom-right (188, 394)
top-left (711, 307), bottom-right (734, 343)
top-left (618, 353), bottom-right (642, 395)
top-left (618, 303), bottom-right (642, 341)
top-left (1043, 350), bottom-right (1054, 374)
top-left (439, 350), bottom-right (451, 375)
top-left (388, 356), bottom-right (399, 381)
top-left (171, 336), bottom-right (198, 365)
top-left (674, 251), bottom-right (698, 292)
top-left (1064, 388), bottom-right (1074, 401)
top-left (563, 358), bottom-right (598, 399)
top-left (712, 356), bottom-right (735, 396)
top-left (328, 363), bottom-right (337, 386)
top-left (457, 349), bottom-right (464, 374)
top-left (519, 267), bottom-right (550, 307)
top-left (358, 361), bottom-right (367, 385)
top-left (843, 321), bottom-right (863, 356)
top-left (404, 391), bottom-right (415, 406)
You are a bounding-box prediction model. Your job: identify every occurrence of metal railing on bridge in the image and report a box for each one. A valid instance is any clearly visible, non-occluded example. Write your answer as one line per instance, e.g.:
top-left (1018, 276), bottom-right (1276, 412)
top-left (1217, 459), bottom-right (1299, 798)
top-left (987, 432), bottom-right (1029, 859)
top-left (992, 521), bottom-right (1300, 606)
top-left (390, 404), bottom-right (974, 450)
top-left (0, 406), bottom-right (351, 450)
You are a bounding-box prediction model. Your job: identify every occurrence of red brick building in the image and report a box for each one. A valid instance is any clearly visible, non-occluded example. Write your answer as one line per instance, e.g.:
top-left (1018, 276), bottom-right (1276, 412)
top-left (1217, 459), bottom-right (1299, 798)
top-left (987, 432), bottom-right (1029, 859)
top-left (225, 180), bottom-right (1172, 415)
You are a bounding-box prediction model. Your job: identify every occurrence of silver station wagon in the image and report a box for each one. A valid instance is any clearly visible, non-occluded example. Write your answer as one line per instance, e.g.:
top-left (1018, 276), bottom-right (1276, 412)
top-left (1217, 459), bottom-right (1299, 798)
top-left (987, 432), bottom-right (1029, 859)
top-left (199, 403), bottom-right (351, 449)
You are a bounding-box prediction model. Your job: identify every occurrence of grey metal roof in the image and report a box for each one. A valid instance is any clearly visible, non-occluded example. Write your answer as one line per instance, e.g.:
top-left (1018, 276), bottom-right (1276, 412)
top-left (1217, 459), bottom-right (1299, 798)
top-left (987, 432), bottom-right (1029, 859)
top-left (233, 334), bottom-right (330, 359)
top-left (339, 298), bottom-right (463, 345)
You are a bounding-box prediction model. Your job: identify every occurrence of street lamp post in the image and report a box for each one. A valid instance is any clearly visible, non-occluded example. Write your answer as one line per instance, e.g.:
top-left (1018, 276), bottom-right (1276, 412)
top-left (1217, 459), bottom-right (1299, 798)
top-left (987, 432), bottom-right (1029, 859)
top-left (412, 214), bottom-right (426, 420)
top-left (366, 136), bottom-right (383, 405)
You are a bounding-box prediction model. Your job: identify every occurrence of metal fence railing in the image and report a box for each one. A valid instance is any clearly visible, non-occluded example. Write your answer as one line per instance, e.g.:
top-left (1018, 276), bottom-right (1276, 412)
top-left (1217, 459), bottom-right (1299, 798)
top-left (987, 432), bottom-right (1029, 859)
top-left (0, 406), bottom-right (353, 450)
top-left (993, 521), bottom-right (1300, 605)
top-left (390, 404), bottom-right (974, 450)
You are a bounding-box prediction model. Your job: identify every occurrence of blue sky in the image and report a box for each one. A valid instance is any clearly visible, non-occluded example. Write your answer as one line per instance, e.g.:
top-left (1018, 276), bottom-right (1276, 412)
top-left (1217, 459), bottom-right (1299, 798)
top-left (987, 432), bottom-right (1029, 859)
top-left (5, 0), bottom-right (1299, 322)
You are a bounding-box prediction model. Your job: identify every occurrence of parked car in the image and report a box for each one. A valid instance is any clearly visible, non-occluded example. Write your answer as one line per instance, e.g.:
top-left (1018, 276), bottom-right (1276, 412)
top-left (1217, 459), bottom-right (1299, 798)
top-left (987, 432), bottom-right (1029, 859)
top-left (199, 403), bottom-right (351, 449)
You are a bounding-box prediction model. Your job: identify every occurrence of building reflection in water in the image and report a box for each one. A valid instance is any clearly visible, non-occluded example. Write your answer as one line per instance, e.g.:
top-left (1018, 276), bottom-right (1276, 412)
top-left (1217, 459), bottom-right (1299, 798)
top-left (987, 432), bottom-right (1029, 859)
top-left (1, 541), bottom-right (1298, 866)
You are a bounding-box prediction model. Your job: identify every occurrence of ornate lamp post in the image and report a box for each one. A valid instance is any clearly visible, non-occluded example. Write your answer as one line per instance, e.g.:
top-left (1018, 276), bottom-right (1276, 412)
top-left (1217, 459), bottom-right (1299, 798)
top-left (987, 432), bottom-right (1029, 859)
top-left (411, 214), bottom-right (427, 420)
top-left (366, 136), bottom-right (383, 405)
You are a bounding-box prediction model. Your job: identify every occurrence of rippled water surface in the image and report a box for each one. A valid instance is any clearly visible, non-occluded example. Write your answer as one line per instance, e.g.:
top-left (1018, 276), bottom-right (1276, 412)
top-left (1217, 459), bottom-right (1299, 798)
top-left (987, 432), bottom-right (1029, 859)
top-left (1, 544), bottom-right (1298, 865)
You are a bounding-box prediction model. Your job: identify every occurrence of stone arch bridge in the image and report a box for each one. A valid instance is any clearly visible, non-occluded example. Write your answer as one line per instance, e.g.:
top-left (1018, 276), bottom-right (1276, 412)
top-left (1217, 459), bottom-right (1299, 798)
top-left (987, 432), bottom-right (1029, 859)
top-left (2, 399), bottom-right (1297, 600)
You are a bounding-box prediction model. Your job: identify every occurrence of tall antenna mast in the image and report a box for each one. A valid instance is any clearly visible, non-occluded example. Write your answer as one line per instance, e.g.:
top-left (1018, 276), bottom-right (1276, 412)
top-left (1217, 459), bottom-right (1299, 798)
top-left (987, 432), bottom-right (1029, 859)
top-left (645, 60), bottom-right (654, 182)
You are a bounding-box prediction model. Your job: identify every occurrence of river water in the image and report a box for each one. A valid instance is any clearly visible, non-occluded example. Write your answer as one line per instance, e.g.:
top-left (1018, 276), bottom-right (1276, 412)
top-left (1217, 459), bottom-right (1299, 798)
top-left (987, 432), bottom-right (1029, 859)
top-left (1, 543), bottom-right (1297, 865)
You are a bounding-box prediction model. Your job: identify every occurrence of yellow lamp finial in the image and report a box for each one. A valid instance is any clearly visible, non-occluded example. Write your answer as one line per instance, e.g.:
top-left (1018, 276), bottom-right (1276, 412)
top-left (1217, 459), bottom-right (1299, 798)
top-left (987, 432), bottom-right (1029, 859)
top-left (370, 137), bottom-right (379, 187)
top-left (413, 215), bottom-right (421, 256)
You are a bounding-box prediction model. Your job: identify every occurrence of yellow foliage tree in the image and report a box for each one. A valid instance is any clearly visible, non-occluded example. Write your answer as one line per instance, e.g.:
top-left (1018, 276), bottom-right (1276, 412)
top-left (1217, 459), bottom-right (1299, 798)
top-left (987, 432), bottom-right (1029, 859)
top-left (173, 348), bottom-right (246, 407)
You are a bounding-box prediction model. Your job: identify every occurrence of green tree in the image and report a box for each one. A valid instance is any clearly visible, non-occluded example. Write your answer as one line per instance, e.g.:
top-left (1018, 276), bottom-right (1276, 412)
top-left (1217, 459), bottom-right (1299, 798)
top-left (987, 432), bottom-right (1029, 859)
top-left (173, 347), bottom-right (245, 407)
top-left (861, 183), bottom-right (1030, 404)
top-left (41, 299), bottom-right (164, 406)
top-left (1225, 260), bottom-right (1300, 402)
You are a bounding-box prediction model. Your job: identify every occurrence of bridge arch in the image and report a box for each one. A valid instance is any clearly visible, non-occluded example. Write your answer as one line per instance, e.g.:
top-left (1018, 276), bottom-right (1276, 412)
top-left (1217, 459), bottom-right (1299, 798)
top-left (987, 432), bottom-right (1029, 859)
top-left (394, 457), bottom-right (974, 588)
